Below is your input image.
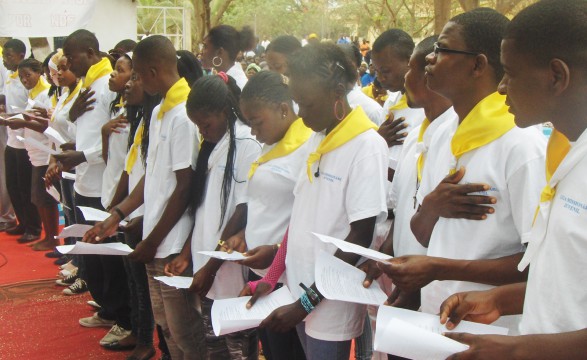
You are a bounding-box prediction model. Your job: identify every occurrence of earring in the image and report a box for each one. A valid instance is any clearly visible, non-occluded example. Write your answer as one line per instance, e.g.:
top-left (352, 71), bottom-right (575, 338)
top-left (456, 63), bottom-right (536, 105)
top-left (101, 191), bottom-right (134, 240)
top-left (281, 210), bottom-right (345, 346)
top-left (212, 56), bottom-right (223, 68)
top-left (282, 112), bottom-right (287, 119)
top-left (334, 99), bottom-right (346, 121)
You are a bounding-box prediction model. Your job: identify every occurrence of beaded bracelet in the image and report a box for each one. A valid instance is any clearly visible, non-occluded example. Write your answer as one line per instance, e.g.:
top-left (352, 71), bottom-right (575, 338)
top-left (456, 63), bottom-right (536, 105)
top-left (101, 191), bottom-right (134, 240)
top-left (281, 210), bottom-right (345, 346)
top-left (300, 292), bottom-right (315, 314)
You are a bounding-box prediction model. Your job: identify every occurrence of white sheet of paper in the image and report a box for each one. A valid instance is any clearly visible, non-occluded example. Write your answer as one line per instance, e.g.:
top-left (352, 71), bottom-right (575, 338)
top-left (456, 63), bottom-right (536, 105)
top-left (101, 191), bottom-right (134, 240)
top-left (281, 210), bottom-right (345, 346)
top-left (43, 127), bottom-right (67, 146)
top-left (315, 250), bottom-right (388, 306)
top-left (55, 224), bottom-right (94, 239)
top-left (56, 241), bottom-right (133, 256)
top-left (77, 206), bottom-right (128, 226)
top-left (10, 105), bottom-right (25, 112)
top-left (374, 306), bottom-right (509, 360)
top-left (211, 286), bottom-right (296, 336)
top-left (198, 250), bottom-right (247, 261)
top-left (46, 185), bottom-right (61, 202)
top-left (154, 276), bottom-right (193, 289)
top-left (61, 172), bottom-right (76, 181)
top-left (312, 232), bottom-right (392, 262)
top-left (4, 113), bottom-right (25, 121)
top-left (16, 135), bottom-right (58, 155)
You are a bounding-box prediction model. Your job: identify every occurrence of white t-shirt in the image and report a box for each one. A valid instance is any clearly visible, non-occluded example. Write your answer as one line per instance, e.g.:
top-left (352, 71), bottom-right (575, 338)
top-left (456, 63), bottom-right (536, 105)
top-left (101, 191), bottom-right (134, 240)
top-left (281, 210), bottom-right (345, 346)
top-left (124, 119), bottom-right (146, 220)
top-left (417, 121), bottom-right (546, 317)
top-left (382, 91), bottom-right (426, 170)
top-left (74, 77), bottom-right (116, 197)
top-left (4, 70), bottom-right (28, 149)
top-left (101, 107), bottom-right (130, 209)
top-left (143, 102), bottom-right (198, 259)
top-left (347, 85), bottom-right (385, 126)
top-left (24, 89), bottom-right (53, 167)
top-left (389, 107), bottom-right (457, 257)
top-left (0, 60), bottom-right (6, 95)
top-left (245, 137), bottom-right (313, 278)
top-left (48, 87), bottom-right (78, 144)
top-left (191, 123), bottom-right (261, 299)
top-left (286, 122), bottom-right (389, 342)
top-left (519, 128), bottom-right (587, 335)
top-left (227, 62), bottom-right (248, 90)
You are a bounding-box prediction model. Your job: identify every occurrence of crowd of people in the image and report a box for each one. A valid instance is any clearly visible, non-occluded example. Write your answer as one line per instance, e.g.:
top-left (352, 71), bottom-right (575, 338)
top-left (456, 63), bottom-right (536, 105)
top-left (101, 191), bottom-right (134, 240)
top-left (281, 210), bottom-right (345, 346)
top-left (0, 0), bottom-right (586, 359)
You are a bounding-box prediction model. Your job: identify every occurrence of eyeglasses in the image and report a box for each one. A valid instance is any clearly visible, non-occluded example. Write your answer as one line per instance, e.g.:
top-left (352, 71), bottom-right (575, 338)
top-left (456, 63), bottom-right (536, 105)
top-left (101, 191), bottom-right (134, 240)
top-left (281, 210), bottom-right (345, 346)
top-left (433, 42), bottom-right (479, 57)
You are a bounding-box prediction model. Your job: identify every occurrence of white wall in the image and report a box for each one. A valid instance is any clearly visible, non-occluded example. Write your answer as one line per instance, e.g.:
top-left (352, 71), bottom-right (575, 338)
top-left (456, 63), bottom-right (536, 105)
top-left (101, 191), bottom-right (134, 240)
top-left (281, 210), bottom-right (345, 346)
top-left (87, 0), bottom-right (137, 52)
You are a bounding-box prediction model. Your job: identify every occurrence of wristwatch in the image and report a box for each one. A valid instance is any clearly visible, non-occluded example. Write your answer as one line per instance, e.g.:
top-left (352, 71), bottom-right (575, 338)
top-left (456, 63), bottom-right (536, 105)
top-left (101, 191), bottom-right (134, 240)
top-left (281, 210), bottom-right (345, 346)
top-left (299, 283), bottom-right (320, 305)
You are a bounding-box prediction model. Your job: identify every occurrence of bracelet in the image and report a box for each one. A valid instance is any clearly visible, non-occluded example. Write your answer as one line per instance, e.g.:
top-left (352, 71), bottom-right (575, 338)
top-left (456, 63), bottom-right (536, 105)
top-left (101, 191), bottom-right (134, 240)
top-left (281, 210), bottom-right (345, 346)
top-left (300, 292), bottom-right (315, 314)
top-left (218, 239), bottom-right (225, 247)
top-left (299, 283), bottom-right (321, 306)
top-left (112, 206), bottom-right (125, 221)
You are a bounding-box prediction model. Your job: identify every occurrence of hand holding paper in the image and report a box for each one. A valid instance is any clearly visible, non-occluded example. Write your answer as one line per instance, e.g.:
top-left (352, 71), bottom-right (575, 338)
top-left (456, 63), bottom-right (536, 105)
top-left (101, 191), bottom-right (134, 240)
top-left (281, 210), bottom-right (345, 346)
top-left (154, 276), bottom-right (193, 289)
top-left (16, 135), bottom-right (58, 155)
top-left (57, 241), bottom-right (133, 256)
top-left (198, 250), bottom-right (247, 261)
top-left (312, 232), bottom-right (392, 261)
top-left (77, 206), bottom-right (128, 226)
top-left (55, 224), bottom-right (94, 239)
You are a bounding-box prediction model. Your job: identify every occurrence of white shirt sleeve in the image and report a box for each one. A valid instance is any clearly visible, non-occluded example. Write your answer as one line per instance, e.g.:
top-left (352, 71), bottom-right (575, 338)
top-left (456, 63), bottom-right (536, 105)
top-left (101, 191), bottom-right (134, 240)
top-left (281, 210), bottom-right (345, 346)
top-left (170, 117), bottom-right (197, 172)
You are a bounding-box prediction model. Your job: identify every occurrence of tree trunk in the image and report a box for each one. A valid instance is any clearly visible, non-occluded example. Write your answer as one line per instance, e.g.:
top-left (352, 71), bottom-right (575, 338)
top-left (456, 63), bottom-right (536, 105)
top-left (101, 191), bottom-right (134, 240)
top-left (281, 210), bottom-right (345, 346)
top-left (434, 0), bottom-right (451, 35)
top-left (192, 0), bottom-right (234, 48)
top-left (459, 0), bottom-right (480, 11)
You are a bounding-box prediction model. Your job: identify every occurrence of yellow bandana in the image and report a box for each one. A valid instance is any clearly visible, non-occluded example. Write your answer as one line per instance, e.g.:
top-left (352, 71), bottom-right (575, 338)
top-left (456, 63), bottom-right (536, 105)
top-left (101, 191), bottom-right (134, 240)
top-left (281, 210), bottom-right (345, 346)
top-left (158, 78), bottom-right (190, 120)
top-left (51, 93), bottom-right (58, 108)
top-left (416, 118), bottom-right (431, 182)
top-left (306, 107), bottom-right (376, 182)
top-left (388, 93), bottom-right (408, 111)
top-left (539, 129), bottom-right (571, 204)
top-left (115, 96), bottom-right (125, 108)
top-left (83, 57), bottom-right (113, 89)
top-left (125, 121), bottom-right (145, 174)
top-left (8, 70), bottom-right (19, 80)
top-left (449, 92), bottom-right (515, 173)
top-left (29, 76), bottom-right (50, 100)
top-left (51, 80), bottom-right (82, 122)
top-left (248, 118), bottom-right (312, 179)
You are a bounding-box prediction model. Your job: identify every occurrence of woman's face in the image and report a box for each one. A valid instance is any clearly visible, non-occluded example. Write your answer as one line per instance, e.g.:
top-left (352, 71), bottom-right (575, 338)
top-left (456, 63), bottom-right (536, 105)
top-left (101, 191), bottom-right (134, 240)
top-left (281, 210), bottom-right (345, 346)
top-left (240, 100), bottom-right (290, 145)
top-left (200, 37), bottom-right (217, 69)
top-left (246, 68), bottom-right (258, 79)
top-left (289, 75), bottom-right (335, 132)
top-left (18, 67), bottom-right (41, 90)
top-left (56, 56), bottom-right (76, 88)
top-left (266, 51), bottom-right (288, 75)
top-left (109, 56), bottom-right (132, 93)
top-left (187, 108), bottom-right (228, 144)
top-left (124, 71), bottom-right (145, 106)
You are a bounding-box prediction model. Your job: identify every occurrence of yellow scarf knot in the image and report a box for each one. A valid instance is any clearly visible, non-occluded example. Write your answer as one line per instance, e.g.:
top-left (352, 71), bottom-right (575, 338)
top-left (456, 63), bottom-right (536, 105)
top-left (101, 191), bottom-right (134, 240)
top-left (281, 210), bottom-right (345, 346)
top-left (83, 57), bottom-right (113, 89)
top-left (158, 78), bottom-right (191, 120)
top-left (29, 76), bottom-right (50, 100)
top-left (125, 121), bottom-right (145, 174)
top-left (388, 93), bottom-right (408, 111)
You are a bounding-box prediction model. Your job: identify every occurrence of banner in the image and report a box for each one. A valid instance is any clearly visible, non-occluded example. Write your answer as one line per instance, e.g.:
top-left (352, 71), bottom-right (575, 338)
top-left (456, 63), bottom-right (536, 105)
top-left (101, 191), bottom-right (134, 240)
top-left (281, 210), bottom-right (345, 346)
top-left (0, 0), bottom-right (98, 37)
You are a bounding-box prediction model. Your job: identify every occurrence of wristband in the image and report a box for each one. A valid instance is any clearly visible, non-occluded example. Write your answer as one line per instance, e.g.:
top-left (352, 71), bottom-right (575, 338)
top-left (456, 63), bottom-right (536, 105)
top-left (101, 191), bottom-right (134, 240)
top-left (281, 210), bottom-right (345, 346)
top-left (300, 292), bottom-right (315, 314)
top-left (112, 206), bottom-right (125, 221)
top-left (299, 283), bottom-right (321, 306)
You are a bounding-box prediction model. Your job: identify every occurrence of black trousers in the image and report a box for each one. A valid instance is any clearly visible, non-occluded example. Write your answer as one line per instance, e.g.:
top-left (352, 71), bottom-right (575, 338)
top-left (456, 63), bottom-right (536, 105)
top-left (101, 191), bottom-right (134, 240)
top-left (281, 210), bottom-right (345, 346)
top-left (4, 146), bottom-right (41, 234)
top-left (74, 192), bottom-right (131, 329)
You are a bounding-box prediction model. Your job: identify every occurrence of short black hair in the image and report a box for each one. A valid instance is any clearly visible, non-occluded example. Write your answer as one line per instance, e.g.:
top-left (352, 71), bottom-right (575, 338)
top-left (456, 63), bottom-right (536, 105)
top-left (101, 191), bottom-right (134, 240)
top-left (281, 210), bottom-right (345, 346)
top-left (288, 43), bottom-right (357, 93)
top-left (113, 39), bottom-right (137, 53)
top-left (206, 25), bottom-right (255, 61)
top-left (64, 29), bottom-right (100, 52)
top-left (18, 58), bottom-right (43, 73)
top-left (176, 50), bottom-right (203, 87)
top-left (134, 35), bottom-right (177, 67)
top-left (338, 44), bottom-right (362, 69)
top-left (412, 35), bottom-right (438, 67)
top-left (450, 7), bottom-right (509, 82)
top-left (3, 39), bottom-right (26, 54)
top-left (372, 29), bottom-right (414, 60)
top-left (266, 35), bottom-right (301, 55)
top-left (505, 0), bottom-right (587, 69)
top-left (241, 70), bottom-right (292, 107)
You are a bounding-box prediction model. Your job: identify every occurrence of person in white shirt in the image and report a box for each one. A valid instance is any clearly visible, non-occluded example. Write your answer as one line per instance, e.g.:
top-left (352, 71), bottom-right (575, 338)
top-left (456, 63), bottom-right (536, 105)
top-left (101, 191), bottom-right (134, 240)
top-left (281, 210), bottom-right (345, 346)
top-left (246, 43), bottom-right (388, 360)
top-left (371, 29), bottom-right (426, 177)
top-left (60, 29), bottom-right (132, 348)
top-left (200, 25), bottom-right (255, 90)
top-left (379, 8), bottom-right (546, 334)
top-left (0, 48), bottom-right (15, 232)
top-left (83, 35), bottom-right (203, 360)
top-left (436, 1), bottom-right (587, 358)
top-left (1, 39), bottom-right (41, 241)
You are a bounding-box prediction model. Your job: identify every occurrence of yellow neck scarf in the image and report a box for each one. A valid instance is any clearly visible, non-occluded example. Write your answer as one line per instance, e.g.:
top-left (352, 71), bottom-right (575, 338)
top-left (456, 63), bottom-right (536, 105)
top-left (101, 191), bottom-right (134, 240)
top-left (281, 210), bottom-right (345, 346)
top-left (51, 80), bottom-right (82, 122)
top-left (416, 118), bottom-right (431, 182)
top-left (83, 57), bottom-right (113, 89)
top-left (125, 121), bottom-right (145, 174)
top-left (29, 76), bottom-right (50, 100)
top-left (248, 118), bottom-right (312, 179)
top-left (540, 129), bottom-right (571, 203)
top-left (450, 92), bottom-right (515, 173)
top-left (306, 107), bottom-right (376, 182)
top-left (115, 96), bottom-right (125, 108)
top-left (8, 70), bottom-right (19, 80)
top-left (158, 78), bottom-right (190, 120)
top-left (388, 93), bottom-right (408, 111)
top-left (51, 93), bottom-right (58, 108)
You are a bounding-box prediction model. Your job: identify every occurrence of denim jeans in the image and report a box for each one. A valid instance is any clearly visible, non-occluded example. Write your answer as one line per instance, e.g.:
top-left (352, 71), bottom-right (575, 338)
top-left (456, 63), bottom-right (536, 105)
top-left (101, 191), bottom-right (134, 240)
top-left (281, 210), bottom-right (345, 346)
top-left (296, 322), bottom-right (352, 360)
top-left (145, 256), bottom-right (206, 360)
top-left (354, 313), bottom-right (374, 360)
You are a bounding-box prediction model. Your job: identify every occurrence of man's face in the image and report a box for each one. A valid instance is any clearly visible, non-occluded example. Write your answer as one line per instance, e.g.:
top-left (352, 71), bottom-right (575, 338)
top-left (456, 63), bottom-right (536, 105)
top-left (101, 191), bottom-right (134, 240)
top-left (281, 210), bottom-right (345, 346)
top-left (371, 45), bottom-right (409, 92)
top-left (498, 39), bottom-right (552, 128)
top-left (63, 42), bottom-right (91, 77)
top-left (2, 48), bottom-right (24, 71)
top-left (404, 53), bottom-right (427, 109)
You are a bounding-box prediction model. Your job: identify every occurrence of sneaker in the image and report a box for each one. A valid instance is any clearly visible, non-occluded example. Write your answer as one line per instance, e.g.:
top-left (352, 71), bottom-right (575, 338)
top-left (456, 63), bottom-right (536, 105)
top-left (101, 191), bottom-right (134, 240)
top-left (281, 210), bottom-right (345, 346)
top-left (63, 278), bottom-right (88, 296)
top-left (79, 312), bottom-right (116, 328)
top-left (56, 270), bottom-right (78, 286)
top-left (59, 260), bottom-right (75, 270)
top-left (87, 300), bottom-right (101, 310)
top-left (58, 265), bottom-right (77, 278)
top-left (99, 325), bottom-right (132, 346)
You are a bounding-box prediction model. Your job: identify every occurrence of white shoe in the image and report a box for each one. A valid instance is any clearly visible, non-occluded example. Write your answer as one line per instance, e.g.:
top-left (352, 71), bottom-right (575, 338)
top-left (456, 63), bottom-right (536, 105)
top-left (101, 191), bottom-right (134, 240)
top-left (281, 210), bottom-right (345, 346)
top-left (63, 278), bottom-right (88, 296)
top-left (99, 324), bottom-right (131, 346)
top-left (87, 300), bottom-right (101, 310)
top-left (79, 312), bottom-right (116, 328)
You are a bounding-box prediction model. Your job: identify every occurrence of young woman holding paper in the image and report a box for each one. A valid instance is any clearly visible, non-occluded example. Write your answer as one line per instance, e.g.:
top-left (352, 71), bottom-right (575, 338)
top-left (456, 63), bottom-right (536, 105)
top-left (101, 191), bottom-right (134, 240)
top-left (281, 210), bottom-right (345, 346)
top-left (241, 43), bottom-right (388, 360)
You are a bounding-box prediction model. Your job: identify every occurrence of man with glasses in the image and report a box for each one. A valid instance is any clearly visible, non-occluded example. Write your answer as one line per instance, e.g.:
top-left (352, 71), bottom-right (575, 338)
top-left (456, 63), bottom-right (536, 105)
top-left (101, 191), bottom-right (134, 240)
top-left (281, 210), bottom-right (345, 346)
top-left (376, 8), bottom-right (546, 333)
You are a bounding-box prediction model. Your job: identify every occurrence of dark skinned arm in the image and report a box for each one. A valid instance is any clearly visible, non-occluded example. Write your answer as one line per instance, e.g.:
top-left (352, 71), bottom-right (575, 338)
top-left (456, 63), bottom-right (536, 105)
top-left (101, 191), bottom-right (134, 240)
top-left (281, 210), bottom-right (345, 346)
top-left (108, 171), bottom-right (129, 210)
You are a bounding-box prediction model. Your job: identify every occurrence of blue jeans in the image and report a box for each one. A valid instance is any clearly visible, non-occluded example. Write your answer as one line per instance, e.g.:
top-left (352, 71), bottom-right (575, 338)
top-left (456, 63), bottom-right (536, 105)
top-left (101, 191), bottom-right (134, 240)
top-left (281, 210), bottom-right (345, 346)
top-left (296, 322), bottom-right (352, 360)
